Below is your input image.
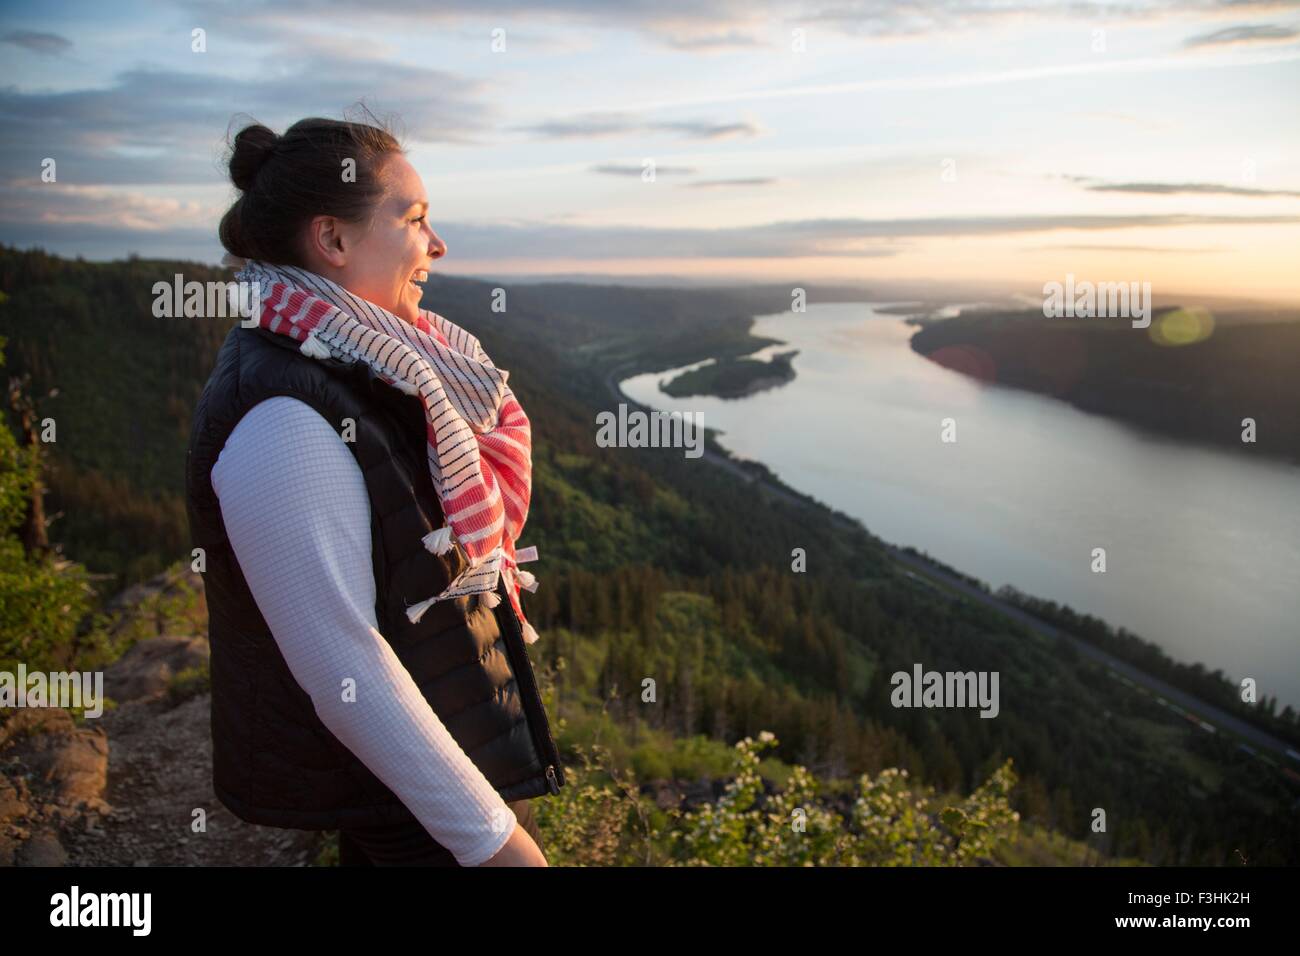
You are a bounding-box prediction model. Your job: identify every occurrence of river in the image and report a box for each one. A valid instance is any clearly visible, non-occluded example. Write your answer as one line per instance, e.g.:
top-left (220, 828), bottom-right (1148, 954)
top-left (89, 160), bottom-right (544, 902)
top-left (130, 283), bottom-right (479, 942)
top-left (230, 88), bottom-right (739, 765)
top-left (620, 302), bottom-right (1300, 710)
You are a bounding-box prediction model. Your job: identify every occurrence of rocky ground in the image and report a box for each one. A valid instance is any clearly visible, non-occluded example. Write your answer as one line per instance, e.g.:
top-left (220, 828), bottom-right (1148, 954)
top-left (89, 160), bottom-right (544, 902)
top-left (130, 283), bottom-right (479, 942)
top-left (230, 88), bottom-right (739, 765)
top-left (1, 688), bottom-right (326, 867)
top-left (1, 568), bottom-right (326, 867)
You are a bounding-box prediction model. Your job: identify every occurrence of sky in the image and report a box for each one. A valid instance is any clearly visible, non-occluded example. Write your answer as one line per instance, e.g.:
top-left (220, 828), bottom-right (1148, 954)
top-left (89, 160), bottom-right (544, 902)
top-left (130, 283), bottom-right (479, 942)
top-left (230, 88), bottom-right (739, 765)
top-left (2, 0), bottom-right (1299, 301)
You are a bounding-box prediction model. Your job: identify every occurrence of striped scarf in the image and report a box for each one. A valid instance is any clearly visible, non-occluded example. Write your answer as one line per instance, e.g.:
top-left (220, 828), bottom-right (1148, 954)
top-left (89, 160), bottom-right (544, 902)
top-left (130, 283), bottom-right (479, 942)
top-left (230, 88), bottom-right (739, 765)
top-left (226, 255), bottom-right (541, 644)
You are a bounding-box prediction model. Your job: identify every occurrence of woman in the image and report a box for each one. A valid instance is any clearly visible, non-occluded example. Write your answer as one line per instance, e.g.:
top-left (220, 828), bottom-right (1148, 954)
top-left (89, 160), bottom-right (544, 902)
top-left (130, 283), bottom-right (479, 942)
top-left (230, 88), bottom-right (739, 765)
top-left (185, 112), bottom-right (564, 867)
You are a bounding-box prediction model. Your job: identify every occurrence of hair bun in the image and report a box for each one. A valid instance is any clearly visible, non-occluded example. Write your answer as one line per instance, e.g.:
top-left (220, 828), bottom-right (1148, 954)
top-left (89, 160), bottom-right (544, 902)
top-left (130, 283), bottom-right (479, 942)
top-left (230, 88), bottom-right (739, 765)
top-left (219, 110), bottom-right (403, 268)
top-left (228, 123), bottom-right (281, 192)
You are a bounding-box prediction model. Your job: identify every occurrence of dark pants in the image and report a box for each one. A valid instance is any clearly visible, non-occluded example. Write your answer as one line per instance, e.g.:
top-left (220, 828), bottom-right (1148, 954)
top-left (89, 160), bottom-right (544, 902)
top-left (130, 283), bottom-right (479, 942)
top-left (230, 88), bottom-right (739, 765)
top-left (337, 800), bottom-right (542, 867)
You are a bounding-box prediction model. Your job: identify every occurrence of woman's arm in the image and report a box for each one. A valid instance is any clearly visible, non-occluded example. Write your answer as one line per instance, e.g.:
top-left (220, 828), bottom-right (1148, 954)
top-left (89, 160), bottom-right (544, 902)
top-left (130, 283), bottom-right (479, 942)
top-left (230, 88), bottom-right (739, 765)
top-left (210, 394), bottom-right (541, 867)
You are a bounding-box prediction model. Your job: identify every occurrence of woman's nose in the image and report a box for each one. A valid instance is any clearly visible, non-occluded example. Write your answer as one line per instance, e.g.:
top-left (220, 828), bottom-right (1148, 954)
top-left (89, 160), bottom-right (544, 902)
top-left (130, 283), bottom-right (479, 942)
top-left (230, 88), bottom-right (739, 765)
top-left (425, 225), bottom-right (446, 259)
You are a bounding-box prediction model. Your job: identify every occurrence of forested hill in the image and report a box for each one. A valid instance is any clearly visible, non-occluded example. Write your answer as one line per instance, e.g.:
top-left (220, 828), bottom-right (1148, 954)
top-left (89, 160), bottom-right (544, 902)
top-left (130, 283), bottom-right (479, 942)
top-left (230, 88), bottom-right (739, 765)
top-left (3, 243), bottom-right (1296, 865)
top-left (0, 244), bottom-right (819, 583)
top-left (909, 307), bottom-right (1300, 464)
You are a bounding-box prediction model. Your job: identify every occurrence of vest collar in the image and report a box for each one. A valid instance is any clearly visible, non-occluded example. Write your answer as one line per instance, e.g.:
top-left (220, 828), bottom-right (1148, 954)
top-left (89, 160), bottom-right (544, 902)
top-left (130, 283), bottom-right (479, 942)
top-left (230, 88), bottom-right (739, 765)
top-left (243, 324), bottom-right (427, 438)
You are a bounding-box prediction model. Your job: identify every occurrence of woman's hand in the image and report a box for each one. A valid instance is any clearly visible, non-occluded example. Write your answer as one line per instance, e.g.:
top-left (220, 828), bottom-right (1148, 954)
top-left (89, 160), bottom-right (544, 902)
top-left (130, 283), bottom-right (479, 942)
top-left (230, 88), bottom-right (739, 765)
top-left (478, 824), bottom-right (548, 867)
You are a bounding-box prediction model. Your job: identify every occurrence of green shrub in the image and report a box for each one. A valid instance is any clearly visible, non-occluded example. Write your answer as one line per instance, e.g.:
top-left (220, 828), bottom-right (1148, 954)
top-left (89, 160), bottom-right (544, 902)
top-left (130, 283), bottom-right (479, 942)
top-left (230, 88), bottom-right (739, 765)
top-left (531, 730), bottom-right (1020, 866)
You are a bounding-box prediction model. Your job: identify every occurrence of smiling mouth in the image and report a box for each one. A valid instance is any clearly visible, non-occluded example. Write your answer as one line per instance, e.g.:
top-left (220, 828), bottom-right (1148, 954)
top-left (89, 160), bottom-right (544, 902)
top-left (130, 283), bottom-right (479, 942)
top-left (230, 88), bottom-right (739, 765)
top-left (409, 269), bottom-right (429, 290)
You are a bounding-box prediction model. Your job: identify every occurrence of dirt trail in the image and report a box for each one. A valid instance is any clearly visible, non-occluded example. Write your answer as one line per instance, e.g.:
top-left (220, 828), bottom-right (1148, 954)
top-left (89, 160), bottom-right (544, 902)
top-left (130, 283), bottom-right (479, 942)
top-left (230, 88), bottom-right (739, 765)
top-left (66, 691), bottom-right (324, 866)
top-left (2, 687), bottom-right (326, 867)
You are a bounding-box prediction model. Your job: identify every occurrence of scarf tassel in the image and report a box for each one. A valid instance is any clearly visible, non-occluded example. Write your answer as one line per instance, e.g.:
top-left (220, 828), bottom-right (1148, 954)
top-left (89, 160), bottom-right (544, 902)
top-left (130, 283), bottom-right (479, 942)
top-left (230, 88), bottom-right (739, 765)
top-left (299, 332), bottom-right (333, 360)
top-left (405, 595), bottom-right (438, 625)
top-left (422, 526), bottom-right (455, 556)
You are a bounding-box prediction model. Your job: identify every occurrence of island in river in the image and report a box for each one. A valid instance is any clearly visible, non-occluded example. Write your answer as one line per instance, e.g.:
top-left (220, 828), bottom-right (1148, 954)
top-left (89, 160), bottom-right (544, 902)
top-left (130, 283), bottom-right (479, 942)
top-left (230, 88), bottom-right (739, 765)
top-left (660, 349), bottom-right (799, 399)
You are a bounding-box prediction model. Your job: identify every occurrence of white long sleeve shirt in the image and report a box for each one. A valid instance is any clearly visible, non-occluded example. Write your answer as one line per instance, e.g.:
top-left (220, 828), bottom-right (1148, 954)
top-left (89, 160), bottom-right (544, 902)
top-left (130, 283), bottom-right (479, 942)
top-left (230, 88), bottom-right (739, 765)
top-left (210, 394), bottom-right (516, 867)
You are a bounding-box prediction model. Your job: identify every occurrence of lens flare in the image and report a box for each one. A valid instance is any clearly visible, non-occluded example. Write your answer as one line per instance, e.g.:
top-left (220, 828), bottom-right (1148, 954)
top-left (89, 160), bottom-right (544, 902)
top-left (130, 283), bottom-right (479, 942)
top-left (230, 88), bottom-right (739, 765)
top-left (1149, 306), bottom-right (1215, 347)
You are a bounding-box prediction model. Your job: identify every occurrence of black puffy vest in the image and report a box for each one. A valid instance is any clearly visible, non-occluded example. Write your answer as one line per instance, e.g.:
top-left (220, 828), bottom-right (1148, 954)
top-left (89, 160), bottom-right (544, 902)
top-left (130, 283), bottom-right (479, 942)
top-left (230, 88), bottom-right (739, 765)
top-left (185, 322), bottom-right (565, 831)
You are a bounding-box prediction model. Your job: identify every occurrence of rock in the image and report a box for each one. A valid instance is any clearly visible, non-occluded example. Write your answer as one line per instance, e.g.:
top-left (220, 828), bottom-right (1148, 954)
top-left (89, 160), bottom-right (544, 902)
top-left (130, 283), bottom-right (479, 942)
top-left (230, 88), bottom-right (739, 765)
top-left (0, 707), bottom-right (75, 749)
top-left (17, 830), bottom-right (67, 866)
top-left (103, 567), bottom-right (205, 617)
top-left (104, 635), bottom-right (209, 703)
top-left (50, 804), bottom-right (81, 823)
top-left (0, 778), bottom-right (27, 826)
top-left (1, 708), bottom-right (109, 808)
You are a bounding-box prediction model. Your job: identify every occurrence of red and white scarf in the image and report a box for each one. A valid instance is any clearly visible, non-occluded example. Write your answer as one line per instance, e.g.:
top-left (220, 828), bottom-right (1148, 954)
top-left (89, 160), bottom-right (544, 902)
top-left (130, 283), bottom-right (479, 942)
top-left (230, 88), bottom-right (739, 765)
top-left (226, 255), bottom-right (541, 643)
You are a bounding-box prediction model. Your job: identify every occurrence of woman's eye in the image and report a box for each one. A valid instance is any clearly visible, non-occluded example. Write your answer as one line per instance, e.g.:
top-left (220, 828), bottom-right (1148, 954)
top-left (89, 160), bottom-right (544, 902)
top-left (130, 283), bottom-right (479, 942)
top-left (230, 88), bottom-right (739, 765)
top-left (411, 215), bottom-right (426, 224)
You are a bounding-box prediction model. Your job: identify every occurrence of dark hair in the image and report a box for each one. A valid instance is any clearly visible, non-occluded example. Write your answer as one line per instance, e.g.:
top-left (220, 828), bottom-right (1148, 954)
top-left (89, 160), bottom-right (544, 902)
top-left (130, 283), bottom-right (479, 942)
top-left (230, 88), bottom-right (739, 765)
top-left (218, 105), bottom-right (405, 268)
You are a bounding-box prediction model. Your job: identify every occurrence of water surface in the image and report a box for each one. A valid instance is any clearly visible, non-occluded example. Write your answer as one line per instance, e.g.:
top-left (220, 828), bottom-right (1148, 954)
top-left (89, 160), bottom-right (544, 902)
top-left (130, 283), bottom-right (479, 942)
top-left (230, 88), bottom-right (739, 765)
top-left (621, 303), bottom-right (1300, 708)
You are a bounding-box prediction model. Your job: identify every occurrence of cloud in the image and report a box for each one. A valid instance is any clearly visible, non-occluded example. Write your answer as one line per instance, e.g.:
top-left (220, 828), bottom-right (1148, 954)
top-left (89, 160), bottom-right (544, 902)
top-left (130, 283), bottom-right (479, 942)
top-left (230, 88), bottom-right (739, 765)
top-left (798, 0), bottom-right (1300, 39)
top-left (180, 0), bottom-right (774, 51)
top-left (5, 208), bottom-right (1297, 265)
top-left (0, 50), bottom-right (498, 186)
top-left (356, 212), bottom-right (1300, 260)
top-left (590, 163), bottom-right (698, 176)
top-left (655, 120), bottom-right (762, 140)
top-left (1023, 244), bottom-right (1223, 254)
top-left (514, 112), bottom-right (762, 141)
top-left (0, 221), bottom-right (219, 263)
top-left (1085, 181), bottom-right (1300, 198)
top-left (177, 0), bottom-right (1300, 48)
top-left (0, 179), bottom-right (221, 231)
top-left (1183, 24), bottom-right (1299, 47)
top-left (594, 44), bottom-right (1300, 115)
top-left (0, 30), bottom-right (72, 55)
top-left (661, 28), bottom-right (767, 49)
top-left (684, 177), bottom-right (779, 187)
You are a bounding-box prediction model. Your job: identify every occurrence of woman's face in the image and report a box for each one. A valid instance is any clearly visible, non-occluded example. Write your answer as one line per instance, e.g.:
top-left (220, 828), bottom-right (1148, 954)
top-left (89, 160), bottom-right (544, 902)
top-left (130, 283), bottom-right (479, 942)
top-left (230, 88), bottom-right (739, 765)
top-left (303, 152), bottom-right (446, 324)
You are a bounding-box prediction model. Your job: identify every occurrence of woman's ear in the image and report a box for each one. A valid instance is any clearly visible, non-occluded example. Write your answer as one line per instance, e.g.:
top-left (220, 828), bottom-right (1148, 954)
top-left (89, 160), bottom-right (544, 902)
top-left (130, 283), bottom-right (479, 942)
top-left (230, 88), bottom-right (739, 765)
top-left (305, 214), bottom-right (348, 268)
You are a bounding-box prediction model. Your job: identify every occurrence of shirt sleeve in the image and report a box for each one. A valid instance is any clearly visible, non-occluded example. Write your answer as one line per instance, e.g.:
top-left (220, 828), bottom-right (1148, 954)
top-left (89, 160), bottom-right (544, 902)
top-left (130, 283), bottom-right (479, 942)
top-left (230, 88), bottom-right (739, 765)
top-left (210, 394), bottom-right (517, 867)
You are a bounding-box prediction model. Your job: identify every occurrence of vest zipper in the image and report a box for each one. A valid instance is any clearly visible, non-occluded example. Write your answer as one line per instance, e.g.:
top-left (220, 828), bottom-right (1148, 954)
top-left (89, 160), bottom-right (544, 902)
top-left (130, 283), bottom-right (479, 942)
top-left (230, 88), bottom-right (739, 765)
top-left (493, 581), bottom-right (565, 794)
